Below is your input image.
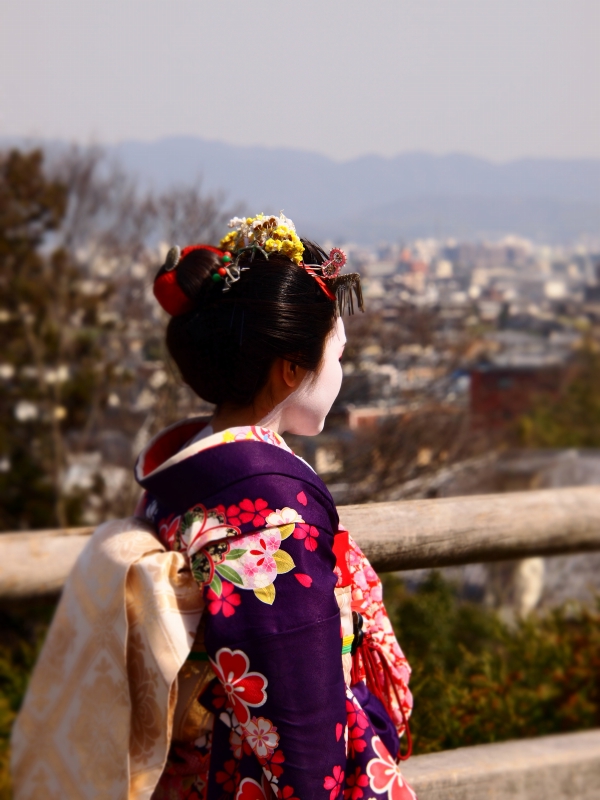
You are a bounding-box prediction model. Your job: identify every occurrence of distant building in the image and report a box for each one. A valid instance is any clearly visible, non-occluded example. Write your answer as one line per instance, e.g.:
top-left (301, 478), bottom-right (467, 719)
top-left (345, 404), bottom-right (406, 431)
top-left (469, 363), bottom-right (569, 428)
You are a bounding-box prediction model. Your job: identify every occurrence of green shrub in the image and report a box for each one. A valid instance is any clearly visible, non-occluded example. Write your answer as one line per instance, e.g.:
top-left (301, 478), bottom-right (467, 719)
top-left (384, 571), bottom-right (600, 753)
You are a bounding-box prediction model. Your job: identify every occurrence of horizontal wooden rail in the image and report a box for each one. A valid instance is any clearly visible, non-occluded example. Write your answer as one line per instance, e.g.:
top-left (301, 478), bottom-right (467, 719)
top-left (345, 485), bottom-right (600, 572)
top-left (1, 486), bottom-right (600, 599)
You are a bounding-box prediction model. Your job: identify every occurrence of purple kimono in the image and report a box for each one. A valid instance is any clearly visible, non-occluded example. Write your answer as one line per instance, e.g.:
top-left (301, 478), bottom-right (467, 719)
top-left (135, 420), bottom-right (415, 800)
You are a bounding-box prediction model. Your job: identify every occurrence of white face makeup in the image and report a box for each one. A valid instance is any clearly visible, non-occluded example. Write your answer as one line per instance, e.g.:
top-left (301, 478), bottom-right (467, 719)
top-left (259, 317), bottom-right (346, 436)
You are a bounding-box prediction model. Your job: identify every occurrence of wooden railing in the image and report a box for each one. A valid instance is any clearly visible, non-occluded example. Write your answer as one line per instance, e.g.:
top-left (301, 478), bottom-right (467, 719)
top-left (3, 485), bottom-right (600, 798)
top-left (2, 485), bottom-right (600, 599)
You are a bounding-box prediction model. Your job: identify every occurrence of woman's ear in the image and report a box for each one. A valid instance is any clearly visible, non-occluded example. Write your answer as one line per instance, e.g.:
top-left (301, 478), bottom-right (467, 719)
top-left (281, 359), bottom-right (306, 390)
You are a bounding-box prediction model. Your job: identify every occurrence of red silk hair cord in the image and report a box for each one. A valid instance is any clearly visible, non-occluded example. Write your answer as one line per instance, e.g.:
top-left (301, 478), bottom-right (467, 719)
top-left (153, 244), bottom-right (224, 317)
top-left (301, 264), bottom-right (336, 301)
top-left (180, 244), bottom-right (223, 260)
top-left (351, 635), bottom-right (413, 762)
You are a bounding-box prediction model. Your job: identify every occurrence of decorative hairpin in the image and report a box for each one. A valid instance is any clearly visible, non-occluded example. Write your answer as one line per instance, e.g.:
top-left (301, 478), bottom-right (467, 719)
top-left (321, 247), bottom-right (346, 277)
top-left (301, 248), bottom-right (364, 314)
top-left (210, 251), bottom-right (248, 291)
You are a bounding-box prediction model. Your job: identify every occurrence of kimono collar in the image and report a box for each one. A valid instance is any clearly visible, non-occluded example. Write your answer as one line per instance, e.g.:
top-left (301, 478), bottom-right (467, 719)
top-left (135, 417), bottom-right (294, 482)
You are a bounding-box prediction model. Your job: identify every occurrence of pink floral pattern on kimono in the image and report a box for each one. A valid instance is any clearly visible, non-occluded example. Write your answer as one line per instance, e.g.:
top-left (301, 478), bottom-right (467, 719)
top-left (342, 530), bottom-right (413, 735)
top-left (366, 737), bottom-right (417, 800)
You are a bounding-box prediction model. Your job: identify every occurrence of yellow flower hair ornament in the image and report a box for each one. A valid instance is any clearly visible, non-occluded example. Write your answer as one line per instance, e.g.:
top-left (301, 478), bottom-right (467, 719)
top-left (215, 212), bottom-right (364, 313)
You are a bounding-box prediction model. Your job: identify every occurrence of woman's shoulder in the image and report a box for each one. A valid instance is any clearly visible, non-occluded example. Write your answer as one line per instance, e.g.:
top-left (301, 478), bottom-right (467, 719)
top-left (137, 423), bottom-right (339, 534)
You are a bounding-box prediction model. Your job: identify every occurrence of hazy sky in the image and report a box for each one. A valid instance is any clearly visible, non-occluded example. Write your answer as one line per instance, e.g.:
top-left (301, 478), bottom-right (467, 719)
top-left (2, 0), bottom-right (599, 162)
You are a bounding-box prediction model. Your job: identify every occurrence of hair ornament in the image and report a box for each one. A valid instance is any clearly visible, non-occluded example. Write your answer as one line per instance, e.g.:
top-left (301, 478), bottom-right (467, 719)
top-left (154, 215), bottom-right (363, 317)
top-left (321, 247), bottom-right (346, 278)
top-left (154, 243), bottom-right (222, 316)
top-left (330, 272), bottom-right (364, 315)
top-left (209, 250), bottom-right (247, 291)
top-left (164, 245), bottom-right (181, 272)
top-left (302, 247), bottom-right (364, 315)
top-left (220, 213), bottom-right (305, 265)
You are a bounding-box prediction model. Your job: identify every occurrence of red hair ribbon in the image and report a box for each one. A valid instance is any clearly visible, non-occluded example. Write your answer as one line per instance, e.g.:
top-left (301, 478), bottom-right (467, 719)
top-left (301, 264), bottom-right (336, 301)
top-left (153, 244), bottom-right (224, 317)
top-left (300, 248), bottom-right (346, 300)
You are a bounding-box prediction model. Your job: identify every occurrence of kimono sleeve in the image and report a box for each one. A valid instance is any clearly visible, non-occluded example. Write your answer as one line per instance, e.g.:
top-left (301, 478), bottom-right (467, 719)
top-left (347, 533), bottom-right (413, 737)
top-left (200, 496), bottom-right (348, 799)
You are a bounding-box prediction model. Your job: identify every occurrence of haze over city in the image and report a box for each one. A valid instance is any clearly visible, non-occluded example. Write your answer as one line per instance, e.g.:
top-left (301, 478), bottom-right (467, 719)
top-left (2, 0), bottom-right (599, 162)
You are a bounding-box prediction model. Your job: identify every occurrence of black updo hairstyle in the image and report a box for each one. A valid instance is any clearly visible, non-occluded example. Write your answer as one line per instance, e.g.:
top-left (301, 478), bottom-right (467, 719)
top-left (161, 241), bottom-right (338, 408)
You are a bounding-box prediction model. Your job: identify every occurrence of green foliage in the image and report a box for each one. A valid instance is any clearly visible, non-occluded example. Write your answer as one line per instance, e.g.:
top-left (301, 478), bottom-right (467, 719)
top-left (518, 345), bottom-right (600, 447)
top-left (384, 572), bottom-right (600, 754)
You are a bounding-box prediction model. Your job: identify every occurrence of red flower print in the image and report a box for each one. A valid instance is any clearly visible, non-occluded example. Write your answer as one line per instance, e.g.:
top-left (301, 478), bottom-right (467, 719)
top-left (226, 498), bottom-right (273, 527)
top-left (336, 722), bottom-right (343, 741)
top-left (366, 736), bottom-right (416, 800)
top-left (346, 698), bottom-right (360, 728)
top-left (207, 581), bottom-right (241, 617)
top-left (296, 491), bottom-right (307, 506)
top-left (348, 723), bottom-right (368, 756)
top-left (293, 523), bottom-right (319, 552)
top-left (158, 513), bottom-right (180, 547)
top-left (210, 647), bottom-right (268, 725)
top-left (216, 759), bottom-right (238, 794)
top-left (236, 776), bottom-right (271, 800)
top-left (278, 787), bottom-right (299, 800)
top-left (229, 727), bottom-right (243, 760)
top-left (344, 768), bottom-right (369, 800)
top-left (295, 573), bottom-right (313, 587)
top-left (259, 747), bottom-right (285, 780)
top-left (323, 765), bottom-right (344, 800)
top-left (212, 681), bottom-right (227, 710)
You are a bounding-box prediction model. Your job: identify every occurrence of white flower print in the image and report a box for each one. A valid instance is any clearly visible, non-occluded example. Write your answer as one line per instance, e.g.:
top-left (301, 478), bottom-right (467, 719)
top-left (243, 716), bottom-right (280, 759)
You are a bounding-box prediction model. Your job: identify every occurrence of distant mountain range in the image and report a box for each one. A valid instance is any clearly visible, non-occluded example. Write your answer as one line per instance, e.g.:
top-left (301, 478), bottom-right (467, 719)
top-left (4, 136), bottom-right (600, 244)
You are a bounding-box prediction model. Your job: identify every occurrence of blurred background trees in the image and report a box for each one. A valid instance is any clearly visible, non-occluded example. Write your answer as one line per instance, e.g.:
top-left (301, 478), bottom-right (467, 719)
top-left (0, 146), bottom-right (232, 532)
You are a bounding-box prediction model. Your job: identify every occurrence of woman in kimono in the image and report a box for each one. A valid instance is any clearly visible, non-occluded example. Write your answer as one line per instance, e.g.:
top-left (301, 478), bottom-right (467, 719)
top-left (137, 214), bottom-right (416, 800)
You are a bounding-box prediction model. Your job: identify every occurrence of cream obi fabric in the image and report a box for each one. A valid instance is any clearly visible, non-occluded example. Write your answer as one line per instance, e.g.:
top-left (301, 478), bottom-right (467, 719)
top-left (11, 518), bottom-right (203, 800)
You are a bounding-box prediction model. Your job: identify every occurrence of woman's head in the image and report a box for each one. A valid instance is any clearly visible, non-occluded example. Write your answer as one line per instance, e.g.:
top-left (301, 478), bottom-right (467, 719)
top-left (154, 215), bottom-right (362, 433)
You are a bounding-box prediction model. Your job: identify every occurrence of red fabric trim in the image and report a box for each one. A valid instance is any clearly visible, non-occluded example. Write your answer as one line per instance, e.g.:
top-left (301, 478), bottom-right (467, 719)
top-left (140, 419), bottom-right (209, 476)
top-left (333, 529), bottom-right (352, 587)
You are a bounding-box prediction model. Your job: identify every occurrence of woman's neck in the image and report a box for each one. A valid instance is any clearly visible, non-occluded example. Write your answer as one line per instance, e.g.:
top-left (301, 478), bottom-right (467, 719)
top-left (210, 404), bottom-right (280, 435)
